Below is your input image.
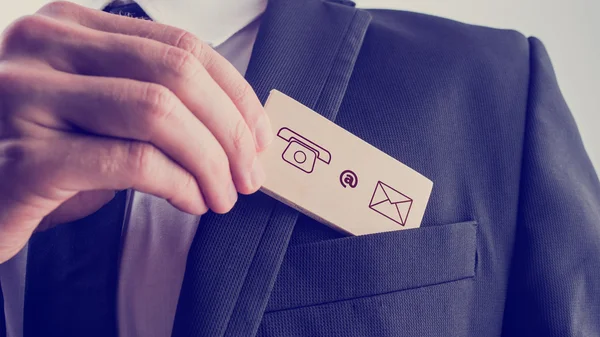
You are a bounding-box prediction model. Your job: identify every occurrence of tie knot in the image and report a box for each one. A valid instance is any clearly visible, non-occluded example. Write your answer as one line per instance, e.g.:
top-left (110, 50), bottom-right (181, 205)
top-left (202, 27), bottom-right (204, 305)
top-left (103, 0), bottom-right (152, 20)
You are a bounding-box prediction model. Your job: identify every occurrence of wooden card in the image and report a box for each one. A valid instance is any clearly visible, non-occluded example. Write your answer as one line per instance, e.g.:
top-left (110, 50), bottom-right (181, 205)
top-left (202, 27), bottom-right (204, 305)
top-left (259, 90), bottom-right (433, 235)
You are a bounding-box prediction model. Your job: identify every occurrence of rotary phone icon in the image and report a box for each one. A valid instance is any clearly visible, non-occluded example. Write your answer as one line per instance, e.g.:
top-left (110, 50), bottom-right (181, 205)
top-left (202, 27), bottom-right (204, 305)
top-left (277, 127), bottom-right (331, 173)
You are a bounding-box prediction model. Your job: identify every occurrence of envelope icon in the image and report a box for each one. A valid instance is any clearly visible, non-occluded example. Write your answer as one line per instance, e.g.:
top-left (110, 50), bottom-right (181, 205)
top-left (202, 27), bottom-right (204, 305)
top-left (369, 181), bottom-right (413, 226)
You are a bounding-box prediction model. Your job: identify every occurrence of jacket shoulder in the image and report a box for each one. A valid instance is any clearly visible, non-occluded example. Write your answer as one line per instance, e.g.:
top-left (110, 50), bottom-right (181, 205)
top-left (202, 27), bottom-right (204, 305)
top-left (363, 9), bottom-right (530, 71)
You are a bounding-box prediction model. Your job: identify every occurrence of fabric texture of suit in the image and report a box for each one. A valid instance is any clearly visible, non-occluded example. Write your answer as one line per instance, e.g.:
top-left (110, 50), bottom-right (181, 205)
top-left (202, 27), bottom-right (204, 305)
top-left (0, 283), bottom-right (5, 335)
top-left (3, 0), bottom-right (599, 336)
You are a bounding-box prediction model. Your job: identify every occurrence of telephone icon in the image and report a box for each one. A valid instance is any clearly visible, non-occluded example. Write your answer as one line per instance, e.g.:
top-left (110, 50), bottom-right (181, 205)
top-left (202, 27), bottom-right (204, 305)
top-left (277, 127), bottom-right (331, 174)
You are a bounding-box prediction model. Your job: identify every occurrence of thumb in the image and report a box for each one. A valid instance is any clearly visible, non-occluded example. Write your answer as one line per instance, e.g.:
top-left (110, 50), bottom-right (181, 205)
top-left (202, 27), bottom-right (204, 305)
top-left (37, 190), bottom-right (118, 232)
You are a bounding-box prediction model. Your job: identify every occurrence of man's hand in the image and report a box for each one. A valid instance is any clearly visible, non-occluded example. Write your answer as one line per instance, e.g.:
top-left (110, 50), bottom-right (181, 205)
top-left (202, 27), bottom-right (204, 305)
top-left (0, 1), bottom-right (272, 263)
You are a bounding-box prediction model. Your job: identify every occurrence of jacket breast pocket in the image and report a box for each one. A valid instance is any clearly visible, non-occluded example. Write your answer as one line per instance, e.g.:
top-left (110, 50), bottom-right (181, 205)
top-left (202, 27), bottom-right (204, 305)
top-left (258, 221), bottom-right (478, 337)
top-left (265, 221), bottom-right (478, 312)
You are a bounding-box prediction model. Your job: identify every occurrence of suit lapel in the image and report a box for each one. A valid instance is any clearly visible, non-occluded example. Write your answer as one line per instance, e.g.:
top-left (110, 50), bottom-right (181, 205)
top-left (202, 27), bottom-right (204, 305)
top-left (171, 1), bottom-right (371, 336)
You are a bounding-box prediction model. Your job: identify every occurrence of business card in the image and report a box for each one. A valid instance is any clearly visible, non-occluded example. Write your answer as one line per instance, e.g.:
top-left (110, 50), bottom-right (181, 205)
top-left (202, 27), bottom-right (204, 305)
top-left (259, 90), bottom-right (433, 235)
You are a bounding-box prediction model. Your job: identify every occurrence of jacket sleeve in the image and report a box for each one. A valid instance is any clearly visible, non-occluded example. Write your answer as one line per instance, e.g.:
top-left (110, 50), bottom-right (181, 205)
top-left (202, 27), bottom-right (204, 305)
top-left (1, 280), bottom-right (6, 337)
top-left (501, 37), bottom-right (600, 336)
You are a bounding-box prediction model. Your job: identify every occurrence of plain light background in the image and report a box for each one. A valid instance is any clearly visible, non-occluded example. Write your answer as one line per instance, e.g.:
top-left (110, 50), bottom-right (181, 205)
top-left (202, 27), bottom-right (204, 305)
top-left (1, 0), bottom-right (598, 174)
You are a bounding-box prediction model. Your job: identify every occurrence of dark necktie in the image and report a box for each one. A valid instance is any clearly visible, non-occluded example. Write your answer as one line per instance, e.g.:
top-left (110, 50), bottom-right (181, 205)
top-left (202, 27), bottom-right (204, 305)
top-left (23, 4), bottom-right (149, 337)
top-left (103, 1), bottom-right (152, 20)
top-left (24, 190), bottom-right (128, 337)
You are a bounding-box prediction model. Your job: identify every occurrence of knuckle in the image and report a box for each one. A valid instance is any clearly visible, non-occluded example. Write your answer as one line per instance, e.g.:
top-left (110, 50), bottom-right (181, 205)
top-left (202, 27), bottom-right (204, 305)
top-left (1, 15), bottom-right (51, 47)
top-left (163, 46), bottom-right (197, 78)
top-left (0, 140), bottom-right (39, 186)
top-left (37, 1), bottom-right (76, 17)
top-left (173, 30), bottom-right (205, 59)
top-left (141, 83), bottom-right (177, 126)
top-left (0, 139), bottom-right (29, 166)
top-left (230, 118), bottom-right (250, 155)
top-left (178, 172), bottom-right (196, 197)
top-left (229, 81), bottom-right (252, 106)
top-left (126, 141), bottom-right (155, 179)
top-left (173, 30), bottom-right (214, 68)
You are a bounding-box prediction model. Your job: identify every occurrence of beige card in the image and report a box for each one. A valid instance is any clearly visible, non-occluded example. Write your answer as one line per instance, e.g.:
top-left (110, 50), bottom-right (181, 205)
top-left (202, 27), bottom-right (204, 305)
top-left (259, 90), bottom-right (433, 235)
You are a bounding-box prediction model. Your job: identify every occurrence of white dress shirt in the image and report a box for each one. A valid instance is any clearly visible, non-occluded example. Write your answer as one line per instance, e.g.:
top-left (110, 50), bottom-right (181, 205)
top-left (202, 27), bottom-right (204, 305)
top-left (0, 0), bottom-right (266, 336)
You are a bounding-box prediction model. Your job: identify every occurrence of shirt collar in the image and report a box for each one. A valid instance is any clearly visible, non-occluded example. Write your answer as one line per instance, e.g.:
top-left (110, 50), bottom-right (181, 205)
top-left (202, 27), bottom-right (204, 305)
top-left (67, 0), bottom-right (267, 48)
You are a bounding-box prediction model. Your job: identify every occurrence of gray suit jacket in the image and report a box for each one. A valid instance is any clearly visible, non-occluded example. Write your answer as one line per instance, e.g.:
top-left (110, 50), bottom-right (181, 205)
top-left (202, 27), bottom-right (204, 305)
top-left (4, 0), bottom-right (599, 336)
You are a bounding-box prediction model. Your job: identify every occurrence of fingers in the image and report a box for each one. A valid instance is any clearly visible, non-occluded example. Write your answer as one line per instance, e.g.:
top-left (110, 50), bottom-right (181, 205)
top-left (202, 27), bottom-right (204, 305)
top-left (0, 133), bottom-right (208, 260)
top-left (37, 2), bottom-right (272, 153)
top-left (1, 65), bottom-right (237, 213)
top-left (8, 11), bottom-right (269, 196)
top-left (1, 135), bottom-right (209, 216)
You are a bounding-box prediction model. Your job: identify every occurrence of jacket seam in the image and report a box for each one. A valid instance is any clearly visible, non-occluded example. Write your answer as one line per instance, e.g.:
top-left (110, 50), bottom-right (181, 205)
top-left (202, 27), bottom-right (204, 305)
top-left (312, 8), bottom-right (357, 117)
top-left (264, 275), bottom-right (475, 314)
top-left (500, 36), bottom-right (535, 328)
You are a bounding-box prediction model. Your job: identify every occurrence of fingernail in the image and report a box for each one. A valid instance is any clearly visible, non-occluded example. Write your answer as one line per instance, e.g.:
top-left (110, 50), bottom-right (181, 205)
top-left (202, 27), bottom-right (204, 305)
top-left (229, 182), bottom-right (238, 204)
top-left (250, 157), bottom-right (266, 190)
top-left (254, 114), bottom-right (274, 151)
